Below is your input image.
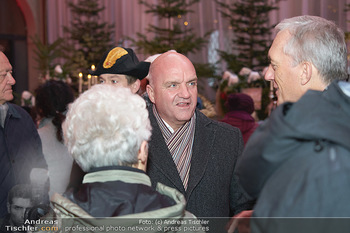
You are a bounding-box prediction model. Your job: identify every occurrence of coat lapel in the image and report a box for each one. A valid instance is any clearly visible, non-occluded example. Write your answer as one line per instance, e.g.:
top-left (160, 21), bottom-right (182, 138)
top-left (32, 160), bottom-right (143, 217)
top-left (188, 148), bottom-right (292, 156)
top-left (185, 110), bottom-right (214, 198)
top-left (148, 106), bottom-right (185, 193)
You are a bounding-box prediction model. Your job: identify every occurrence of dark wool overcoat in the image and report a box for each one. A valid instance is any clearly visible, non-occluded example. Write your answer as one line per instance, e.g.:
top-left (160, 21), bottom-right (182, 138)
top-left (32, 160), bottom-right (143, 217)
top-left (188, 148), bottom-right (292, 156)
top-left (147, 106), bottom-right (253, 218)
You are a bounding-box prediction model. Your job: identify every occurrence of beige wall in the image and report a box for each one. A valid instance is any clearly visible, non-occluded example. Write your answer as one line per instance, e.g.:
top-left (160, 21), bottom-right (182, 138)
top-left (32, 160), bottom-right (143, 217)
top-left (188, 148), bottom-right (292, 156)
top-left (16, 0), bottom-right (46, 92)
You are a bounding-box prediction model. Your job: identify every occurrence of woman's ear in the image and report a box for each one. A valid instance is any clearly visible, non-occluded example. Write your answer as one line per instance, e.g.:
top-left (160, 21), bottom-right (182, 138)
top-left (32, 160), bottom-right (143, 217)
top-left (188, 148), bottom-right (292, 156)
top-left (136, 141), bottom-right (148, 172)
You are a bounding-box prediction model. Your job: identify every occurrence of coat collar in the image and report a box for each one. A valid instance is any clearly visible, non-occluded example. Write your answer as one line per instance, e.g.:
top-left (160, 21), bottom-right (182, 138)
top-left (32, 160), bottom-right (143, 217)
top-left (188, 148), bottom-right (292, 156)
top-left (51, 180), bottom-right (187, 222)
top-left (83, 166), bottom-right (152, 187)
top-left (7, 103), bottom-right (22, 119)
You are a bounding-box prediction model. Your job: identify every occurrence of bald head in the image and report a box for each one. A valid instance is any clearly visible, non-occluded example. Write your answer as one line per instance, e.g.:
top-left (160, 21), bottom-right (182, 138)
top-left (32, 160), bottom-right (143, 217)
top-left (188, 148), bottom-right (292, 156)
top-left (148, 51), bottom-right (196, 85)
top-left (146, 51), bottom-right (198, 131)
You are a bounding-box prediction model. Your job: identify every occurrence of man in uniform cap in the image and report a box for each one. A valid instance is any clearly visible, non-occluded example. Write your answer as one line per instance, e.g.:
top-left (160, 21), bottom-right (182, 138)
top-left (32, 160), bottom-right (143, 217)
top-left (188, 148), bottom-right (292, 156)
top-left (92, 47), bottom-right (150, 93)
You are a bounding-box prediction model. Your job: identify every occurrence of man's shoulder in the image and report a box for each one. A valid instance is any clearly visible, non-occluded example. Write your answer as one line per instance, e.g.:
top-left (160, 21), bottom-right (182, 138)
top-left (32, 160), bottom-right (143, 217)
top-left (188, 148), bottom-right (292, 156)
top-left (8, 103), bottom-right (31, 119)
top-left (7, 103), bottom-right (38, 135)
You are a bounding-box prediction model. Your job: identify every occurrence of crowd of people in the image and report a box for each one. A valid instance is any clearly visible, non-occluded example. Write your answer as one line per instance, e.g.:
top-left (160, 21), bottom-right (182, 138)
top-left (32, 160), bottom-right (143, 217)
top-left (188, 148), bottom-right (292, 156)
top-left (0, 15), bottom-right (349, 233)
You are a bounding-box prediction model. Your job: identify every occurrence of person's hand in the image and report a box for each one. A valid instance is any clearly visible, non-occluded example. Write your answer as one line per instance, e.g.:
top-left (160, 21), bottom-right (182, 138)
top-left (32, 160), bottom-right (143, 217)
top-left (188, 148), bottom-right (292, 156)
top-left (226, 210), bottom-right (253, 233)
top-left (30, 168), bottom-right (49, 186)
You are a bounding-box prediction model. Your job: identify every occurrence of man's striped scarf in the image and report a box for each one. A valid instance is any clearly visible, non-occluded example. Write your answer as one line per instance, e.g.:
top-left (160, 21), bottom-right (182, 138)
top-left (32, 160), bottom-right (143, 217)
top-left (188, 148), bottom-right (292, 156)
top-left (153, 105), bottom-right (196, 190)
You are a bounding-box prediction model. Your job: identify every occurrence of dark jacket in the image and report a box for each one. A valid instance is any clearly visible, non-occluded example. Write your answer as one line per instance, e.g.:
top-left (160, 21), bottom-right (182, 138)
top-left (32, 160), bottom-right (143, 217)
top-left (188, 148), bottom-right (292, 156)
top-left (235, 81), bottom-right (350, 218)
top-left (147, 106), bottom-right (252, 217)
top-left (0, 215), bottom-right (11, 233)
top-left (64, 166), bottom-right (176, 217)
top-left (47, 166), bottom-right (204, 233)
top-left (0, 103), bottom-right (47, 218)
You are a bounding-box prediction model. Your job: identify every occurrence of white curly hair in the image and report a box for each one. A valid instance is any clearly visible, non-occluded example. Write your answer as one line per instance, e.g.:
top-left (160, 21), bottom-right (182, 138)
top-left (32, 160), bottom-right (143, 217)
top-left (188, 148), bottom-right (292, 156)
top-left (63, 85), bottom-right (151, 172)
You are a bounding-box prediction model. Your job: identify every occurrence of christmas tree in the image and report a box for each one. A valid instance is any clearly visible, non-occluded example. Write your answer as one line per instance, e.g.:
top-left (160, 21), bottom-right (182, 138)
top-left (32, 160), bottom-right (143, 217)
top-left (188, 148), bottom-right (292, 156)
top-left (131, 0), bottom-right (210, 56)
top-left (32, 35), bottom-right (66, 80)
top-left (63, 0), bottom-right (114, 75)
top-left (216, 0), bottom-right (280, 119)
top-left (216, 0), bottom-right (279, 73)
top-left (131, 0), bottom-right (216, 78)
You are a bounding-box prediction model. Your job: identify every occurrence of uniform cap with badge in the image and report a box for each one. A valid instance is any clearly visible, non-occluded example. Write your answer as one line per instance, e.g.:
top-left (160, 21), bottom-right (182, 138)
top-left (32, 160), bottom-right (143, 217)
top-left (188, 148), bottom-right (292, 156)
top-left (92, 47), bottom-right (150, 80)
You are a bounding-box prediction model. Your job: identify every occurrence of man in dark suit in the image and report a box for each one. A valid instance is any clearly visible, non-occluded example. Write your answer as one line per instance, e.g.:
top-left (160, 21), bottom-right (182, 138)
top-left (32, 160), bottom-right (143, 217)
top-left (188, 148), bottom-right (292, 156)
top-left (146, 51), bottom-right (252, 218)
top-left (0, 49), bottom-right (48, 218)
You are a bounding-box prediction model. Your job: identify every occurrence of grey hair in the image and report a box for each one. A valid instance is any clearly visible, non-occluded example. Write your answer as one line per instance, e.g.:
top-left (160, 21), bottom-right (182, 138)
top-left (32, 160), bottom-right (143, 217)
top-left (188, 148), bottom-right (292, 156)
top-left (63, 85), bottom-right (151, 172)
top-left (275, 15), bottom-right (348, 84)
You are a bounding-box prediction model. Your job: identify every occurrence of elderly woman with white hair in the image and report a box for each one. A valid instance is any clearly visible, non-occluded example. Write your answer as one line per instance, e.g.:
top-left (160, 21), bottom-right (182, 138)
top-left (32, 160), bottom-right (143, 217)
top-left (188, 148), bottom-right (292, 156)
top-left (48, 85), bottom-right (199, 231)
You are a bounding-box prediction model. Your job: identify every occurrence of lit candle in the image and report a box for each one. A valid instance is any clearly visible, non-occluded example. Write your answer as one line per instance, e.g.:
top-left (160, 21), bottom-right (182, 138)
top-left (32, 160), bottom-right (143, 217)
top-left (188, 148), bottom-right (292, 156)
top-left (87, 74), bottom-right (92, 89)
top-left (91, 65), bottom-right (96, 86)
top-left (78, 72), bottom-right (83, 94)
top-left (91, 75), bottom-right (95, 85)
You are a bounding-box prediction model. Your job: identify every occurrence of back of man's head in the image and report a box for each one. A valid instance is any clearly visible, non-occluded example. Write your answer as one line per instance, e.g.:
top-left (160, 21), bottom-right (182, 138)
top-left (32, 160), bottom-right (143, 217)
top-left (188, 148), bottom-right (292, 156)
top-left (275, 15), bottom-right (348, 85)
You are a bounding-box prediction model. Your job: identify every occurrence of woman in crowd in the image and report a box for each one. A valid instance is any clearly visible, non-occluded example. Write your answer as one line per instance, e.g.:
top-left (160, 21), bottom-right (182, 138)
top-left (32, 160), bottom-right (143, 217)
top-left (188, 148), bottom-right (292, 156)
top-left (35, 80), bottom-right (75, 197)
top-left (220, 93), bottom-right (258, 145)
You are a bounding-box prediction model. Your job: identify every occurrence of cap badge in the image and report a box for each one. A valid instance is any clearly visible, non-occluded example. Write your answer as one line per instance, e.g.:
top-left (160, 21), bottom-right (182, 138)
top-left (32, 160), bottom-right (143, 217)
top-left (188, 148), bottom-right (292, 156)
top-left (103, 47), bottom-right (128, 69)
